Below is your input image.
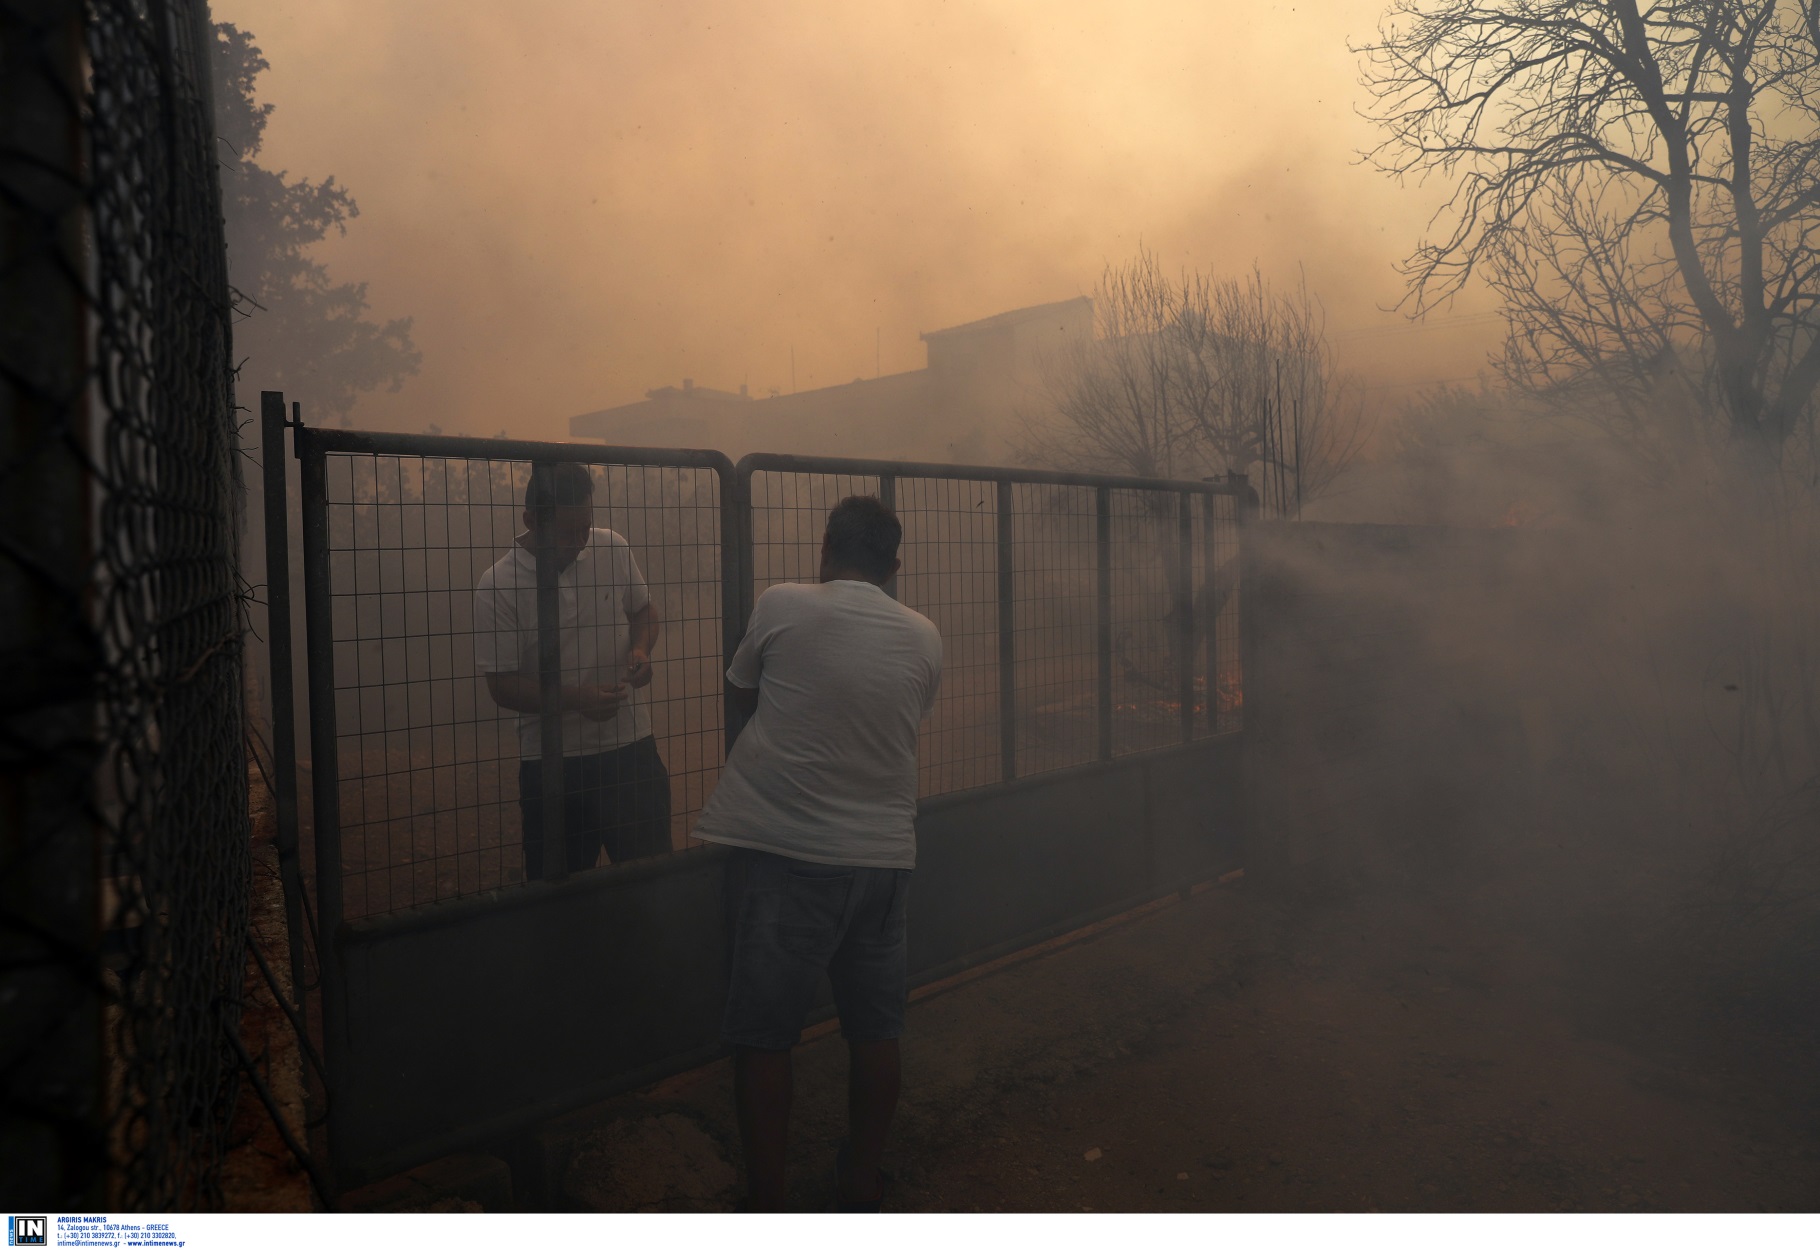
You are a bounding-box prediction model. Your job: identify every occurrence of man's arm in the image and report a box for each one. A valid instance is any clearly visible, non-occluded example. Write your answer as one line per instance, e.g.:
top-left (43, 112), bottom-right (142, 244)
top-left (728, 681), bottom-right (760, 722)
top-left (474, 567), bottom-right (627, 718)
top-left (624, 601), bottom-right (661, 687)
top-left (723, 587), bottom-right (772, 731)
top-left (484, 672), bottom-right (627, 720)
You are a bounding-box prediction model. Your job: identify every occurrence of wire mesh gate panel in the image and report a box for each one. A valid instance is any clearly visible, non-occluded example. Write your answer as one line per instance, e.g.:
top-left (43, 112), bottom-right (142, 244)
top-left (293, 430), bottom-right (736, 923)
top-left (742, 455), bottom-right (1243, 799)
top-left (1, 0), bottom-right (247, 1211)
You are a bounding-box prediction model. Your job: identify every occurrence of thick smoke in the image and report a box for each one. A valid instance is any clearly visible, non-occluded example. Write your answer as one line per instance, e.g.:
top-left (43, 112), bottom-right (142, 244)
top-left (1260, 400), bottom-right (1820, 1064)
top-left (215, 0), bottom-right (1497, 440)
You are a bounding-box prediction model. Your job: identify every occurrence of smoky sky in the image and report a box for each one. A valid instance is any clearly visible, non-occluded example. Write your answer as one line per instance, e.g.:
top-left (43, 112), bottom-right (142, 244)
top-left (222, 0), bottom-right (1503, 439)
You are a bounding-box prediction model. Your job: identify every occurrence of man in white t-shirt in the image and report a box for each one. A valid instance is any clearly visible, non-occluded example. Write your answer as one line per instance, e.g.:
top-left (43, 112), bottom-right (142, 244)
top-left (472, 462), bottom-right (671, 879)
top-left (694, 495), bottom-right (942, 1212)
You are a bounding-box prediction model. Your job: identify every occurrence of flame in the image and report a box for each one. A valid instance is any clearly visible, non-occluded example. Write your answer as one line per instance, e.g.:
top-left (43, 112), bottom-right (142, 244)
top-left (1498, 501), bottom-right (1541, 528)
top-left (1111, 674), bottom-right (1242, 719)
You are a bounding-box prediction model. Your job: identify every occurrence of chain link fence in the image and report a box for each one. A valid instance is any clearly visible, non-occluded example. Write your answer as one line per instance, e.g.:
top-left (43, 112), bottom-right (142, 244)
top-left (2, 0), bottom-right (251, 1210)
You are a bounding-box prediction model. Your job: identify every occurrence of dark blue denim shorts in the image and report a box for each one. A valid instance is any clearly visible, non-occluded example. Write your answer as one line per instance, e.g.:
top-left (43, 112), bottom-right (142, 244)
top-left (721, 847), bottom-right (911, 1051)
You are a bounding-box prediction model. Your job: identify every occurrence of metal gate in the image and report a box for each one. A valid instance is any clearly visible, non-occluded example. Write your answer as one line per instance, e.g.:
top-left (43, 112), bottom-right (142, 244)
top-left (260, 397), bottom-right (1248, 1187)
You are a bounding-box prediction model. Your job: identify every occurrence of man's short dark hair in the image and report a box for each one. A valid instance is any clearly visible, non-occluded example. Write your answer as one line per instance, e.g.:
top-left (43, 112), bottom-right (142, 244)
top-left (825, 495), bottom-right (901, 580)
top-left (526, 462), bottom-right (594, 514)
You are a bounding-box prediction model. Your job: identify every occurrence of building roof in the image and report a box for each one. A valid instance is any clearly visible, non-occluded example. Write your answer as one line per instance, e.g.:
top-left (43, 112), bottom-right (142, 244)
top-left (919, 296), bottom-right (1092, 342)
top-left (642, 383), bottom-right (748, 403)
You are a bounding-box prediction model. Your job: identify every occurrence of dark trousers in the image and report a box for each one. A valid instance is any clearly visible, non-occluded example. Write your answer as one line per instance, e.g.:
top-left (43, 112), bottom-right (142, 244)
top-left (518, 736), bottom-right (672, 879)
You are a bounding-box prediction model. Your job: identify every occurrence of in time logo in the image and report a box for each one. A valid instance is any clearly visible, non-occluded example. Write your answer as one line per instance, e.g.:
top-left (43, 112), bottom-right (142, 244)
top-left (7, 1217), bottom-right (46, 1247)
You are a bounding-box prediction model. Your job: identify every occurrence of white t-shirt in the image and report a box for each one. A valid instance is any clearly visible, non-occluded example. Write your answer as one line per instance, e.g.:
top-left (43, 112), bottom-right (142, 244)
top-left (693, 579), bottom-right (943, 869)
top-left (472, 528), bottom-right (654, 758)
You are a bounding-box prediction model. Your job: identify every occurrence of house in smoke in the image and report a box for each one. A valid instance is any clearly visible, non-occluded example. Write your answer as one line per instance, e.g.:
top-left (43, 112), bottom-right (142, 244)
top-left (569, 297), bottom-right (1092, 463)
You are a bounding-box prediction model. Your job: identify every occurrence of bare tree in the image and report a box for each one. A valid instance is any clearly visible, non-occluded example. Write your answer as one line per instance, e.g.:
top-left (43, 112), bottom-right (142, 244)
top-left (1034, 252), bottom-right (1202, 481)
top-left (1358, 0), bottom-right (1820, 472)
top-left (1029, 249), bottom-right (1365, 515)
top-left (1022, 252), bottom-right (1363, 706)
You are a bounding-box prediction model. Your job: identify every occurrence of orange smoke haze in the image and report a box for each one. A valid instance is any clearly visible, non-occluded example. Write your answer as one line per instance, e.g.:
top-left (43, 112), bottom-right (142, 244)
top-left (220, 0), bottom-right (1502, 439)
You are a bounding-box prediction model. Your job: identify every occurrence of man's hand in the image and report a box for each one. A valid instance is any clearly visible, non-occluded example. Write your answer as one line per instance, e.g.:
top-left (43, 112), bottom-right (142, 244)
top-left (485, 672), bottom-right (629, 718)
top-left (574, 681), bottom-right (630, 720)
top-left (624, 646), bottom-right (654, 689)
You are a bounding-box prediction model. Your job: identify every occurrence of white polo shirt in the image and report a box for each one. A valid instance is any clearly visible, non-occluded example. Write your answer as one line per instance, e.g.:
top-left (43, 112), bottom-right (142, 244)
top-left (693, 579), bottom-right (944, 869)
top-left (472, 528), bottom-right (654, 759)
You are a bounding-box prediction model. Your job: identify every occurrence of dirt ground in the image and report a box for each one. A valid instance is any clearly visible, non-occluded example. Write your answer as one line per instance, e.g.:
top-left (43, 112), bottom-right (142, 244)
top-left (220, 797), bottom-right (316, 1213)
top-left (540, 866), bottom-right (1820, 1213)
top-left (894, 885), bottom-right (1816, 1212)
top-left (261, 732), bottom-right (1820, 1218)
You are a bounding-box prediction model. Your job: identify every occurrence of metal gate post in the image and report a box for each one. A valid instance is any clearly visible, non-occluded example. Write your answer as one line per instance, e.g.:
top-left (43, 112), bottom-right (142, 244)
top-left (1227, 470), bottom-right (1253, 739)
top-left (878, 475), bottom-right (898, 600)
top-left (259, 392), bottom-right (309, 1009)
top-left (996, 480), bottom-right (1017, 783)
top-left (720, 465), bottom-right (751, 750)
top-left (1178, 492), bottom-right (1195, 744)
top-left (294, 424), bottom-right (346, 1194)
top-left (1202, 492), bottom-right (1220, 735)
top-left (1095, 485), bottom-right (1113, 761)
top-left (531, 462), bottom-right (567, 883)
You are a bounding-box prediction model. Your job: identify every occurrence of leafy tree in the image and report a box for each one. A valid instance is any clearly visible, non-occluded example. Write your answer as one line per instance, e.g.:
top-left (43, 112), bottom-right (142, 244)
top-left (213, 23), bottom-right (419, 425)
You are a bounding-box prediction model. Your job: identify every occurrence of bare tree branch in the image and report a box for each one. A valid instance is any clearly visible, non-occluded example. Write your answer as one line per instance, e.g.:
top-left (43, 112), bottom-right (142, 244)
top-left (1024, 251), bottom-right (1367, 516)
top-left (1359, 0), bottom-right (1820, 465)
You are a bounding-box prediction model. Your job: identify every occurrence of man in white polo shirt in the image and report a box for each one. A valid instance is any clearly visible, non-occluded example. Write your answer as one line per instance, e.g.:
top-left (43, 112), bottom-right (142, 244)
top-left (694, 495), bottom-right (942, 1212)
top-left (472, 462), bottom-right (671, 878)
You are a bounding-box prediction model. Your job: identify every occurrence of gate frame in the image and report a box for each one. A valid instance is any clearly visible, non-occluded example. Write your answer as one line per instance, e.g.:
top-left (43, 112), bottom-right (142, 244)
top-left (264, 408), bottom-right (1248, 1190)
top-left (285, 422), bottom-right (738, 1186)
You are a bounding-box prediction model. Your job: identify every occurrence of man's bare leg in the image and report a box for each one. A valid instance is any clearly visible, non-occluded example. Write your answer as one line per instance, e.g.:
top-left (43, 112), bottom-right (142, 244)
top-left (734, 1046), bottom-right (793, 1211)
top-left (841, 1038), bottom-right (900, 1202)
